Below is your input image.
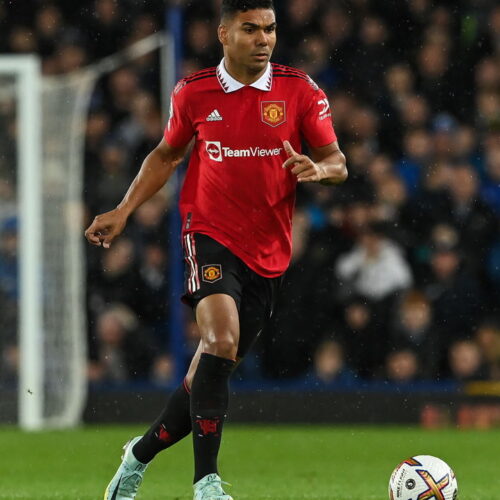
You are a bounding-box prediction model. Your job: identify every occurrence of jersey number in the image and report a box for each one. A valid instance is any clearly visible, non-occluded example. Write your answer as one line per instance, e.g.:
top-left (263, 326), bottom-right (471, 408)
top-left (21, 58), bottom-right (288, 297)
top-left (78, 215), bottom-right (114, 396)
top-left (317, 98), bottom-right (330, 117)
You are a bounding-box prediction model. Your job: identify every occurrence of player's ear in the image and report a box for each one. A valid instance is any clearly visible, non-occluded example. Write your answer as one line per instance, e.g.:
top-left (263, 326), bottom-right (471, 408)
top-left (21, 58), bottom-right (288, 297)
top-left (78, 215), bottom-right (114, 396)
top-left (218, 24), bottom-right (228, 45)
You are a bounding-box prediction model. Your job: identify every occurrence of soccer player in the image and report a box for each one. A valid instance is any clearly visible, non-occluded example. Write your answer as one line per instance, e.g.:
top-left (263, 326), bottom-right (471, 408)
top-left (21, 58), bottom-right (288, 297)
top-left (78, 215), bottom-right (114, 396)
top-left (85, 1), bottom-right (347, 498)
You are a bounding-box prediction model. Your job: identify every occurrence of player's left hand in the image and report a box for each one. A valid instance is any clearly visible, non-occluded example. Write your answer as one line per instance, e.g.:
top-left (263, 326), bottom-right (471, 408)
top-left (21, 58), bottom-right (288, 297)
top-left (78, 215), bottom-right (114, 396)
top-left (282, 140), bottom-right (326, 183)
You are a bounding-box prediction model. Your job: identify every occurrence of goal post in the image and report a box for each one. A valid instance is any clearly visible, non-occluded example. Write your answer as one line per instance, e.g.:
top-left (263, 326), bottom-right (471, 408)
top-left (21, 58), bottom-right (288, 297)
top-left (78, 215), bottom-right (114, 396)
top-left (0, 32), bottom-right (177, 430)
top-left (5, 53), bottom-right (91, 430)
top-left (18, 56), bottom-right (44, 430)
top-left (0, 56), bottom-right (44, 430)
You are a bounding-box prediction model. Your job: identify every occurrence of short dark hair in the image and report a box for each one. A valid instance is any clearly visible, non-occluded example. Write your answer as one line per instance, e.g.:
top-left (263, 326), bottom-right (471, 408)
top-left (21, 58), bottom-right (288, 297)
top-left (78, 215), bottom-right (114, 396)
top-left (221, 0), bottom-right (275, 20)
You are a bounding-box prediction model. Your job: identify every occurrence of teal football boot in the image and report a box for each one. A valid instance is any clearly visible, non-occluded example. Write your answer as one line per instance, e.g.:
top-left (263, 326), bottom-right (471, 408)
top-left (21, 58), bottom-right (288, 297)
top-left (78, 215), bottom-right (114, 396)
top-left (193, 473), bottom-right (233, 500)
top-left (103, 436), bottom-right (148, 500)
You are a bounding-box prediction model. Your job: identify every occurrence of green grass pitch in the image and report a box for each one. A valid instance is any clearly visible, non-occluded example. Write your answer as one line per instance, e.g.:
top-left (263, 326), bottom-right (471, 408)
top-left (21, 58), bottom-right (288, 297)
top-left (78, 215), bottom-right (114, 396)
top-left (1, 424), bottom-right (499, 499)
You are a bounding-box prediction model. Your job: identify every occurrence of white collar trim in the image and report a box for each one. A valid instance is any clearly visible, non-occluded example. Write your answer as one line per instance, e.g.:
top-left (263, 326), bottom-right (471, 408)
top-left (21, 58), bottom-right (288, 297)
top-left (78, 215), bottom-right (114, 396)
top-left (216, 58), bottom-right (272, 93)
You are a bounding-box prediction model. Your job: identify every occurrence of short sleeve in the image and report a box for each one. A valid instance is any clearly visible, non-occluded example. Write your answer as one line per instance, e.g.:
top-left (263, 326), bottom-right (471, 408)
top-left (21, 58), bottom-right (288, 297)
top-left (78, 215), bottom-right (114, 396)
top-left (299, 81), bottom-right (337, 148)
top-left (163, 81), bottom-right (195, 148)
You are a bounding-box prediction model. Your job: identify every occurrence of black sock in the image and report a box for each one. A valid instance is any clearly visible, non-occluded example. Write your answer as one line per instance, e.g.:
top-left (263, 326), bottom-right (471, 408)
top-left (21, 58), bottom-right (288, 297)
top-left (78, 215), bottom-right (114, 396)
top-left (133, 379), bottom-right (192, 464)
top-left (191, 353), bottom-right (235, 483)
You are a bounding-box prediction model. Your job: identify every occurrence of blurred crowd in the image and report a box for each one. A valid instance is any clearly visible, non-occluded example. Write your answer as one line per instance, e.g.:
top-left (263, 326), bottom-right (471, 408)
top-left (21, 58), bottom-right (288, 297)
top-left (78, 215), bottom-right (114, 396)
top-left (1, 0), bottom-right (500, 388)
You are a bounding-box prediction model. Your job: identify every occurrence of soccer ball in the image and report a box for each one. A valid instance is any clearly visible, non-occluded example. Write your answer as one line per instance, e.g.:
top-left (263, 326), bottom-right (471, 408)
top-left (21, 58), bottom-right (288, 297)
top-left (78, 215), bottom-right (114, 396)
top-left (388, 455), bottom-right (458, 500)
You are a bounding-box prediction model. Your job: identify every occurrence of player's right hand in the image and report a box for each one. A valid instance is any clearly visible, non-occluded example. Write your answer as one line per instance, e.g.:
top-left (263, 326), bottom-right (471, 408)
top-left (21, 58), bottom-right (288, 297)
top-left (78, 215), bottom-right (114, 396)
top-left (84, 208), bottom-right (128, 248)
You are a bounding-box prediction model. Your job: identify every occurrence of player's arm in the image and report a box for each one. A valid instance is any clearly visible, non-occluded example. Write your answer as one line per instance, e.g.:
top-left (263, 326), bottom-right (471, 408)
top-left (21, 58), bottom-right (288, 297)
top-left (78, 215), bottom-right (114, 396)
top-left (282, 140), bottom-right (347, 185)
top-left (84, 138), bottom-right (187, 248)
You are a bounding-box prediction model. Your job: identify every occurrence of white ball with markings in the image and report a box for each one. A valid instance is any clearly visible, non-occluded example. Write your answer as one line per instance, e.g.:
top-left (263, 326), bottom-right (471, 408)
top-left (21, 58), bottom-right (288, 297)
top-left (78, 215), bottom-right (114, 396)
top-left (388, 455), bottom-right (458, 500)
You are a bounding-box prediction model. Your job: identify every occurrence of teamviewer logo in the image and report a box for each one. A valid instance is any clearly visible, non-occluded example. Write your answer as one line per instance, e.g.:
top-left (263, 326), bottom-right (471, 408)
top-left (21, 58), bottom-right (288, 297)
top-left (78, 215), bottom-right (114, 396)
top-left (206, 141), bottom-right (222, 162)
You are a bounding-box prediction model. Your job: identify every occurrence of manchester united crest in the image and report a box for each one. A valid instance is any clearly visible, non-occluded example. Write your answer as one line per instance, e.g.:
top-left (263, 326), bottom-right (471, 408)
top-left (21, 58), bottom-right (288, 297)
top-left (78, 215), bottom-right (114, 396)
top-left (202, 264), bottom-right (222, 283)
top-left (261, 101), bottom-right (286, 127)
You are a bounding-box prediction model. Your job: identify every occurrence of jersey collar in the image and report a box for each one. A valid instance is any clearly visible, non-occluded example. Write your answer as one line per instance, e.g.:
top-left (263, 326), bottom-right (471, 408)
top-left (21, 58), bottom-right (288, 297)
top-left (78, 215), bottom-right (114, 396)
top-left (217, 58), bottom-right (272, 93)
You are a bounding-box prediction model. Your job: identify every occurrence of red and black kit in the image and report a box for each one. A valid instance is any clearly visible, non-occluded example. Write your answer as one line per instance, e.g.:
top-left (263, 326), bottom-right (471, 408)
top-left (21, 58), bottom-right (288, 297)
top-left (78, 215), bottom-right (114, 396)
top-left (165, 58), bottom-right (337, 284)
top-left (182, 233), bottom-right (281, 359)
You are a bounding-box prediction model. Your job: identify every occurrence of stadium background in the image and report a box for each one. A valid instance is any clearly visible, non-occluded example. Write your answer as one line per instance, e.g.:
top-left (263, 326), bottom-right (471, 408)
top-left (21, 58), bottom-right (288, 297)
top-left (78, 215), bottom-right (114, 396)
top-left (0, 0), bottom-right (500, 428)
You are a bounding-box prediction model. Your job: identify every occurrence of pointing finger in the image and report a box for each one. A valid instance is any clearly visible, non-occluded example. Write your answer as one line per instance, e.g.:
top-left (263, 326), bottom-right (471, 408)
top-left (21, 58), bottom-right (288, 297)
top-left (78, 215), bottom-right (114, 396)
top-left (283, 140), bottom-right (297, 157)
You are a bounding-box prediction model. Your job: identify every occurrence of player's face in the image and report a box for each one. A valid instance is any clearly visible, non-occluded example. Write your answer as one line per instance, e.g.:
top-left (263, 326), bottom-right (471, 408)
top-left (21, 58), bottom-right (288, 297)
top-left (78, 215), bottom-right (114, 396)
top-left (219, 9), bottom-right (277, 73)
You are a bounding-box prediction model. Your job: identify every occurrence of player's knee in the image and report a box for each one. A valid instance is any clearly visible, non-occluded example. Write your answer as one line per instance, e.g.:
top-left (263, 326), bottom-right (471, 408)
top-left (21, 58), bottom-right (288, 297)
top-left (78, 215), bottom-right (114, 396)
top-left (203, 335), bottom-right (238, 359)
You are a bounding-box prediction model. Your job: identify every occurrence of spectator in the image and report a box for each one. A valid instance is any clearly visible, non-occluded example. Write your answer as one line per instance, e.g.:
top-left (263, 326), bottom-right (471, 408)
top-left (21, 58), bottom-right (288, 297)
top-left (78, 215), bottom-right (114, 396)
top-left (136, 242), bottom-right (169, 340)
top-left (391, 290), bottom-right (440, 378)
top-left (350, 15), bottom-right (394, 102)
top-left (7, 26), bottom-right (38, 54)
top-left (373, 173), bottom-right (414, 247)
top-left (399, 94), bottom-right (431, 130)
top-left (129, 192), bottom-right (170, 248)
top-left (445, 164), bottom-right (497, 271)
top-left (105, 67), bottom-right (141, 126)
top-left (415, 30), bottom-right (455, 113)
top-left (447, 339), bottom-right (488, 382)
top-left (395, 128), bottom-right (433, 196)
top-left (384, 63), bottom-right (415, 105)
top-left (431, 113), bottom-right (459, 163)
top-left (319, 5), bottom-right (353, 56)
top-left (337, 296), bottom-right (379, 379)
top-left (481, 145), bottom-right (500, 214)
top-left (305, 338), bottom-right (358, 386)
top-left (88, 237), bottom-right (141, 316)
top-left (336, 222), bottom-right (413, 302)
top-left (293, 35), bottom-right (339, 90)
top-left (116, 91), bottom-right (164, 166)
top-left (424, 241), bottom-right (483, 341)
top-left (94, 142), bottom-right (131, 212)
top-left (84, 0), bottom-right (128, 59)
top-left (56, 40), bottom-right (87, 74)
top-left (185, 18), bottom-right (220, 68)
top-left (88, 304), bottom-right (156, 383)
top-left (34, 4), bottom-right (64, 58)
top-left (384, 348), bottom-right (420, 384)
top-left (475, 321), bottom-right (500, 380)
top-left (405, 161), bottom-right (453, 242)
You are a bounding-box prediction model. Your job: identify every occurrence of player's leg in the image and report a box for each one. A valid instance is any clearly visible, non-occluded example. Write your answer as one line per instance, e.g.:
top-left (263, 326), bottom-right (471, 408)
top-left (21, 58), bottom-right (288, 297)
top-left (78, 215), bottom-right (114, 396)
top-left (104, 233), bottom-right (244, 500)
top-left (132, 320), bottom-right (238, 465)
top-left (190, 273), bottom-right (281, 500)
top-left (132, 342), bottom-right (205, 463)
top-left (103, 234), bottom-right (208, 500)
top-left (184, 234), bottom-right (246, 499)
top-left (135, 294), bottom-right (239, 469)
top-left (103, 342), bottom-right (205, 500)
top-left (103, 377), bottom-right (193, 500)
top-left (190, 293), bottom-right (238, 485)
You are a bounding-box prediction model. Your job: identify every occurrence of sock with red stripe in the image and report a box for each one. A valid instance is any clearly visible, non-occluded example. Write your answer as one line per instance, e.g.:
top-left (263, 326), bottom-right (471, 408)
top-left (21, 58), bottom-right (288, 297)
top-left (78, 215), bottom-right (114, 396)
top-left (132, 380), bottom-right (191, 464)
top-left (191, 353), bottom-right (235, 483)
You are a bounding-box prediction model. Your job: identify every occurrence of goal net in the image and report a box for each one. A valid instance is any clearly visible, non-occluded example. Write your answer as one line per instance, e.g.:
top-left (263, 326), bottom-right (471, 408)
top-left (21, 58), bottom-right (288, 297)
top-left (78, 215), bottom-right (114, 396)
top-left (0, 33), bottom-right (173, 430)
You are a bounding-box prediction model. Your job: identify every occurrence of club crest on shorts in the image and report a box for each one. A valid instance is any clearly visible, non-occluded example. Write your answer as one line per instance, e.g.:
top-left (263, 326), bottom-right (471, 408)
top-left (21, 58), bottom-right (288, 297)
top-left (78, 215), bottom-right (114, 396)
top-left (202, 264), bottom-right (222, 283)
top-left (261, 101), bottom-right (286, 127)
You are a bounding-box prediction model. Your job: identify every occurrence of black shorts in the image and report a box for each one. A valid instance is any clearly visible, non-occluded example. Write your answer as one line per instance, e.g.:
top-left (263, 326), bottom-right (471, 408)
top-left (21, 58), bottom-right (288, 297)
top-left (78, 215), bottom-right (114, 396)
top-left (182, 232), bottom-right (282, 358)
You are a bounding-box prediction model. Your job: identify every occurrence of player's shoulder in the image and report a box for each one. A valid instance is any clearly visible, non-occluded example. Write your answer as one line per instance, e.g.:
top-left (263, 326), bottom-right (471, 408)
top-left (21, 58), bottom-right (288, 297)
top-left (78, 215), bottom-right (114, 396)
top-left (271, 63), bottom-right (320, 91)
top-left (173, 66), bottom-right (218, 96)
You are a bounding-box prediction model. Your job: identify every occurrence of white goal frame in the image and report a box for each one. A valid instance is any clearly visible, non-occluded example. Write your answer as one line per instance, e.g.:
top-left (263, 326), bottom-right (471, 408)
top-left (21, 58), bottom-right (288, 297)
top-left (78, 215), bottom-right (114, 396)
top-left (1, 34), bottom-right (174, 430)
top-left (0, 56), bottom-right (44, 430)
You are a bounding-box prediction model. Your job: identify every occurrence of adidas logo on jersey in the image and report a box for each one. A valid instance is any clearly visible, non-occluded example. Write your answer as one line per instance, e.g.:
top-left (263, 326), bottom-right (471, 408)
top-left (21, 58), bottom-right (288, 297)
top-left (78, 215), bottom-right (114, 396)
top-left (206, 109), bottom-right (223, 121)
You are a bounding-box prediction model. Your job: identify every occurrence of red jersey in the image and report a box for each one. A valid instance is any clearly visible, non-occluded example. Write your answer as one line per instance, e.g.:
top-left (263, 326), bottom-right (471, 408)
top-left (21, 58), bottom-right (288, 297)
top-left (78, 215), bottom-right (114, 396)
top-left (164, 59), bottom-right (337, 277)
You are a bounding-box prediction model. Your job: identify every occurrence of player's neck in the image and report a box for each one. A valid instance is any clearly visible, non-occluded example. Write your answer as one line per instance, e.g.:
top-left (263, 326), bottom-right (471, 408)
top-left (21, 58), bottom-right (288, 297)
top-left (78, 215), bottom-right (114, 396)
top-left (223, 58), bottom-right (267, 85)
